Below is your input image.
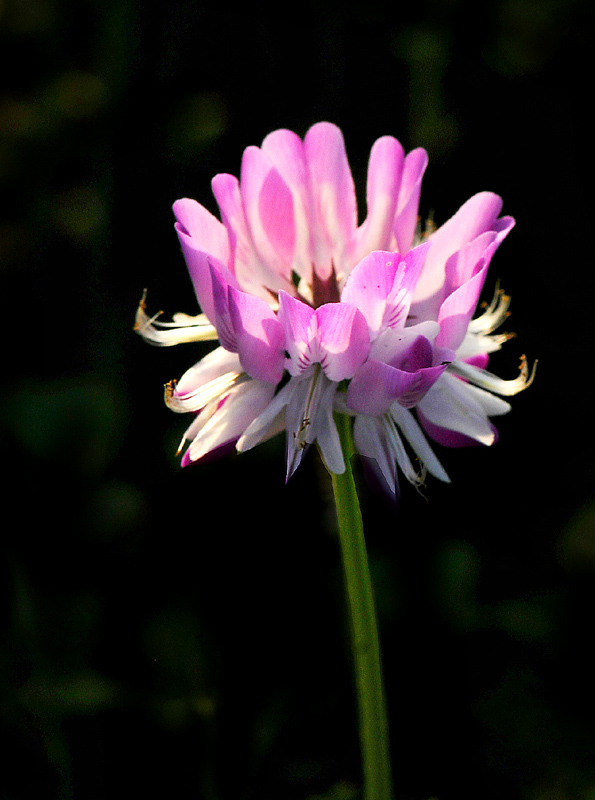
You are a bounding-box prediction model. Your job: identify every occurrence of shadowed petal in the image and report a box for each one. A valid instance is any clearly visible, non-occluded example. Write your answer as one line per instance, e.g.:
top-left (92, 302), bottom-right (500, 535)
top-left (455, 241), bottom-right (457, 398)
top-left (416, 372), bottom-right (507, 445)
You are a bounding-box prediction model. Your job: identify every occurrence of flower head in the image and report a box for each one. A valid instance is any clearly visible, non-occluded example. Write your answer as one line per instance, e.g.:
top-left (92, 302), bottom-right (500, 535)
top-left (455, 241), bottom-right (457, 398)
top-left (136, 122), bottom-right (533, 497)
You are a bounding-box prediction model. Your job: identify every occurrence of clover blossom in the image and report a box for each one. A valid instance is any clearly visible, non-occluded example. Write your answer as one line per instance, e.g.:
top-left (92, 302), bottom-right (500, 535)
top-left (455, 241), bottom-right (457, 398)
top-left (136, 121), bottom-right (532, 495)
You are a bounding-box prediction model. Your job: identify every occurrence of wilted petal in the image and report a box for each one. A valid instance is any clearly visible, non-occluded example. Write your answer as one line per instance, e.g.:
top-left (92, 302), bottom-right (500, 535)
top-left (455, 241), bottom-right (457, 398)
top-left (135, 293), bottom-right (218, 346)
top-left (175, 347), bottom-right (243, 398)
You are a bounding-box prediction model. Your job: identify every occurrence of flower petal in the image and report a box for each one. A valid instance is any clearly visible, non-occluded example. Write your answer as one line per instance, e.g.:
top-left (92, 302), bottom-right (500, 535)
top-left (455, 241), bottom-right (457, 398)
top-left (304, 122), bottom-right (357, 279)
top-left (352, 136), bottom-right (404, 263)
top-left (240, 145), bottom-right (295, 278)
top-left (173, 199), bottom-right (234, 324)
top-left (277, 290), bottom-right (317, 375)
top-left (211, 172), bottom-right (287, 303)
top-left (353, 415), bottom-right (397, 495)
top-left (185, 379), bottom-right (276, 463)
top-left (315, 302), bottom-right (370, 381)
top-left (390, 405), bottom-right (450, 482)
top-left (393, 147), bottom-right (428, 254)
top-left (412, 192), bottom-right (512, 321)
top-left (228, 285), bottom-right (286, 384)
top-left (416, 372), bottom-right (507, 445)
top-left (260, 127), bottom-right (315, 283)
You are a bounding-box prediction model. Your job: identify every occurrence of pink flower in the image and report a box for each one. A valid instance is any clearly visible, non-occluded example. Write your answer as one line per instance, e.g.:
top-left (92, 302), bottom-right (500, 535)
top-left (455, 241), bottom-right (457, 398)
top-left (136, 122), bottom-right (532, 494)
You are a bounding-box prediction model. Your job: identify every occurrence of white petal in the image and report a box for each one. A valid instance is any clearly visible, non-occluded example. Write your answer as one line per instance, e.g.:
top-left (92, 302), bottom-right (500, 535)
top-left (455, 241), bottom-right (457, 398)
top-left (353, 415), bottom-right (397, 492)
top-left (390, 405), bottom-right (450, 483)
top-left (236, 380), bottom-right (293, 452)
top-left (313, 381), bottom-right (344, 474)
top-left (187, 380), bottom-right (275, 461)
top-left (417, 373), bottom-right (498, 445)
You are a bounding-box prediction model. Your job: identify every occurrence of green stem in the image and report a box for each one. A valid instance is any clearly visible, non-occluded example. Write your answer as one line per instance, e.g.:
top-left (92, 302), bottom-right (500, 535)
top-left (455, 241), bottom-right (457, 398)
top-left (330, 413), bottom-right (393, 800)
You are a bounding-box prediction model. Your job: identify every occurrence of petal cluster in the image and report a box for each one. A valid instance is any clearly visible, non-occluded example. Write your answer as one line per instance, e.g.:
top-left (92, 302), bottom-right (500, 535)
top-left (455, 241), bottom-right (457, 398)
top-left (136, 122), bottom-right (533, 497)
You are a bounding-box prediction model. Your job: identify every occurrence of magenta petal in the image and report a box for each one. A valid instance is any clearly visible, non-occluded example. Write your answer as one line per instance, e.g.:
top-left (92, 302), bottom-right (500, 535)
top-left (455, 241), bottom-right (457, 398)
top-left (347, 353), bottom-right (448, 415)
top-left (173, 199), bottom-right (234, 324)
top-left (228, 286), bottom-right (285, 384)
top-left (347, 359), bottom-right (421, 415)
top-left (209, 263), bottom-right (237, 353)
top-left (315, 302), bottom-right (370, 381)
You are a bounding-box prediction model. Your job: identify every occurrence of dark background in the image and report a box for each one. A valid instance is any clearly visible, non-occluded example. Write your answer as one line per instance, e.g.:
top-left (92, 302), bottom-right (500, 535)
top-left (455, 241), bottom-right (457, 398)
top-left (1, 0), bottom-right (594, 798)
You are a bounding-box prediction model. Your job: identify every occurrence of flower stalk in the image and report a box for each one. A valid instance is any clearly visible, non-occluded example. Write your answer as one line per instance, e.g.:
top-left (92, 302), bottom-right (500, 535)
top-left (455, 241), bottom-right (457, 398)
top-left (330, 412), bottom-right (393, 800)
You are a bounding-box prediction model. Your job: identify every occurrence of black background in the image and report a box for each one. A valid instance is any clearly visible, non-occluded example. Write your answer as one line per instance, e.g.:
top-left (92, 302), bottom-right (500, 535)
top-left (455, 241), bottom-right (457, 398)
top-left (1, 0), bottom-right (594, 798)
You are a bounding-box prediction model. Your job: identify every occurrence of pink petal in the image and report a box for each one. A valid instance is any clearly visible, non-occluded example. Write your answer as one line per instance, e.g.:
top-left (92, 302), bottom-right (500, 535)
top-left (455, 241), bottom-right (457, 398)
top-left (240, 146), bottom-right (295, 278)
top-left (315, 302), bottom-right (370, 381)
top-left (436, 260), bottom-right (489, 351)
top-left (341, 251), bottom-right (403, 335)
top-left (209, 263), bottom-right (237, 352)
top-left (185, 380), bottom-right (276, 463)
top-left (341, 245), bottom-right (428, 338)
top-left (277, 290), bottom-right (317, 375)
top-left (304, 122), bottom-right (357, 278)
top-left (173, 198), bottom-right (231, 264)
top-left (261, 128), bottom-right (315, 282)
top-left (352, 136), bottom-right (404, 263)
top-left (393, 147), bottom-right (428, 253)
top-left (211, 172), bottom-right (286, 303)
top-left (228, 286), bottom-right (285, 384)
top-left (412, 191), bottom-right (506, 319)
top-left (173, 199), bottom-right (233, 323)
top-left (347, 353), bottom-right (448, 415)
